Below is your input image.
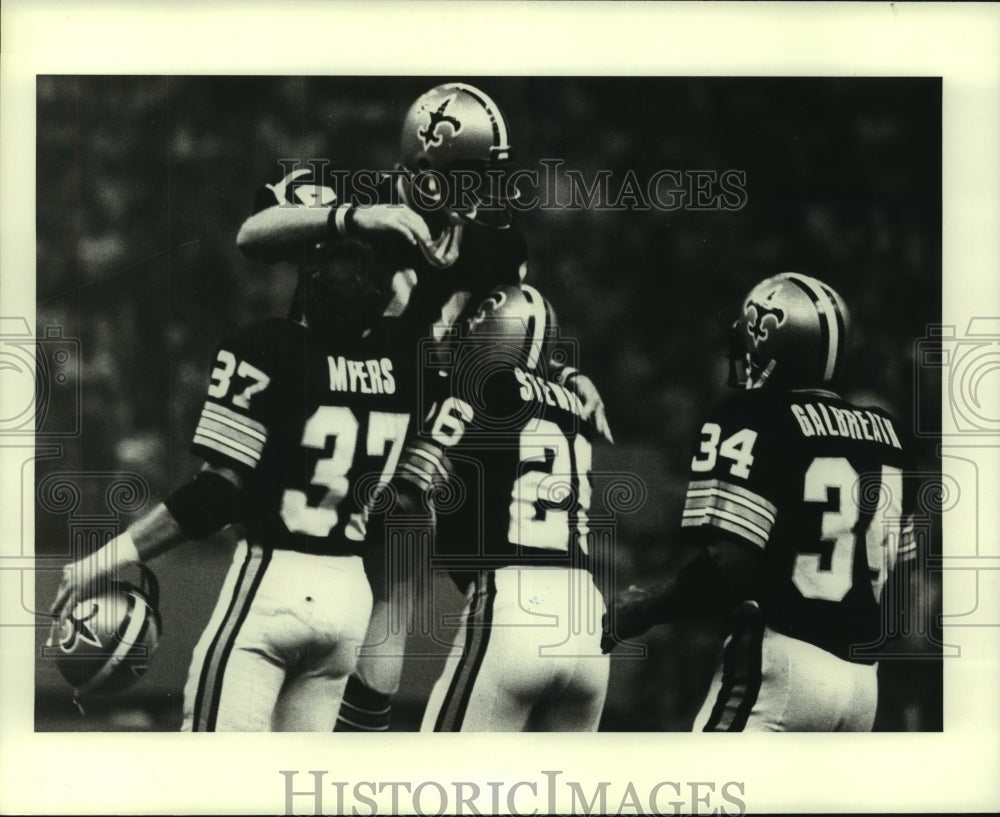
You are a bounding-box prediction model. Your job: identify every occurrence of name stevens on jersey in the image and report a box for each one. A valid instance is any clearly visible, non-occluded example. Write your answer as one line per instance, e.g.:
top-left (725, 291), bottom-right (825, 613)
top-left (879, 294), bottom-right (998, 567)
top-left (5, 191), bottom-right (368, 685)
top-left (327, 356), bottom-right (396, 395)
top-left (515, 368), bottom-right (586, 418)
top-left (790, 401), bottom-right (902, 448)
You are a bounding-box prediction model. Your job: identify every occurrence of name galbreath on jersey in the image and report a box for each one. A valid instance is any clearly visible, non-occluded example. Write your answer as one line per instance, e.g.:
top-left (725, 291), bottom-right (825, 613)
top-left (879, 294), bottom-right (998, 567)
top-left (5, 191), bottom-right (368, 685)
top-left (789, 399), bottom-right (903, 448)
top-left (680, 387), bottom-right (916, 662)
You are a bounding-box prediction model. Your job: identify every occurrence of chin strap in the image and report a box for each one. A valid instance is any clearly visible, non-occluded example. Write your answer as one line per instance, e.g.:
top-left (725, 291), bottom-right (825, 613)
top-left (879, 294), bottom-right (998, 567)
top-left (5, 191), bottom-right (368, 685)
top-left (396, 171), bottom-right (465, 268)
top-left (751, 359), bottom-right (777, 389)
top-left (418, 220), bottom-right (464, 268)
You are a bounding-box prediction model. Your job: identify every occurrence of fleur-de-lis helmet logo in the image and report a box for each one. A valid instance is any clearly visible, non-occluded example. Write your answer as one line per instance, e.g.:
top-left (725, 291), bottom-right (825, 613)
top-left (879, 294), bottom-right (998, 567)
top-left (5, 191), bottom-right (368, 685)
top-left (418, 95), bottom-right (462, 148)
top-left (745, 290), bottom-right (786, 347)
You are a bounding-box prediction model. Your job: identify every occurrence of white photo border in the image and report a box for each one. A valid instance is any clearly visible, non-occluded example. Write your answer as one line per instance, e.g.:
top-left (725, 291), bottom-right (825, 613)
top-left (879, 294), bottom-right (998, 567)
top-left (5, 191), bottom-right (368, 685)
top-left (2, 1), bottom-right (998, 814)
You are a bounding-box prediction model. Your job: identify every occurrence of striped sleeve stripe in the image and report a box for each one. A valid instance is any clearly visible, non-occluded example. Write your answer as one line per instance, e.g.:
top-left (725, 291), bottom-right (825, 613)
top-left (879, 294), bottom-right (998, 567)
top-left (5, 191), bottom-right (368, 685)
top-left (685, 490), bottom-right (776, 528)
top-left (682, 507), bottom-right (769, 549)
top-left (684, 479), bottom-right (778, 532)
top-left (403, 444), bottom-right (449, 480)
top-left (196, 416), bottom-right (267, 456)
top-left (688, 479), bottom-right (777, 518)
top-left (193, 427), bottom-right (261, 461)
top-left (898, 520), bottom-right (917, 561)
top-left (898, 521), bottom-right (917, 561)
top-left (202, 400), bottom-right (267, 440)
top-left (398, 462), bottom-right (434, 491)
top-left (682, 502), bottom-right (771, 545)
top-left (193, 433), bottom-right (259, 468)
top-left (202, 402), bottom-right (267, 440)
top-left (193, 401), bottom-right (268, 469)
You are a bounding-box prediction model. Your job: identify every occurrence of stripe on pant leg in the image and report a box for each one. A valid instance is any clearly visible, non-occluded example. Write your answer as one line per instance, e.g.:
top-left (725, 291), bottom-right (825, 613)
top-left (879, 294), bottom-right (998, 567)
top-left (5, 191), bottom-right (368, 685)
top-left (191, 543), bottom-right (252, 730)
top-left (703, 612), bottom-right (765, 732)
top-left (205, 545), bottom-right (272, 731)
top-left (192, 543), bottom-right (269, 731)
top-left (434, 570), bottom-right (496, 732)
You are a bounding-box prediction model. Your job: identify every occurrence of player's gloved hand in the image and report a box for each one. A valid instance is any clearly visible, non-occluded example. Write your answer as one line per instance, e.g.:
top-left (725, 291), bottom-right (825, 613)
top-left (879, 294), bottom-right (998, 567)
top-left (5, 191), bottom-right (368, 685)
top-left (351, 204), bottom-right (433, 249)
top-left (601, 584), bottom-right (656, 654)
top-left (561, 370), bottom-right (614, 444)
top-left (50, 532), bottom-right (141, 621)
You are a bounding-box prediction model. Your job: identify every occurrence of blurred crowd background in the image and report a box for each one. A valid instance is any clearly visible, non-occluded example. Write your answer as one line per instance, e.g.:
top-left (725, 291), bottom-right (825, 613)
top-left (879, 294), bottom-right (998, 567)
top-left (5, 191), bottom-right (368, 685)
top-left (34, 76), bottom-right (942, 731)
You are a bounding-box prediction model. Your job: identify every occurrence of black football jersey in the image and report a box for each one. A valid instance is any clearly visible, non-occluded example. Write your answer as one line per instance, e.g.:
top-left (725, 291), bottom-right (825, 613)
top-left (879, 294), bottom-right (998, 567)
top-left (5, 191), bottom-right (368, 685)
top-left (251, 164), bottom-right (527, 336)
top-left (398, 352), bottom-right (599, 571)
top-left (680, 387), bottom-right (917, 662)
top-left (190, 318), bottom-right (415, 556)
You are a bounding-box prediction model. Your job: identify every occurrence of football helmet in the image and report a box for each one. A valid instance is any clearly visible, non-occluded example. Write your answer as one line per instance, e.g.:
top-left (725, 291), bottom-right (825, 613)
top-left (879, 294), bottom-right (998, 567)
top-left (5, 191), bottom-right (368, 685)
top-left (398, 82), bottom-right (516, 227)
top-left (49, 564), bottom-right (161, 697)
top-left (449, 283), bottom-right (560, 432)
top-left (463, 283), bottom-right (559, 373)
top-left (730, 272), bottom-right (851, 389)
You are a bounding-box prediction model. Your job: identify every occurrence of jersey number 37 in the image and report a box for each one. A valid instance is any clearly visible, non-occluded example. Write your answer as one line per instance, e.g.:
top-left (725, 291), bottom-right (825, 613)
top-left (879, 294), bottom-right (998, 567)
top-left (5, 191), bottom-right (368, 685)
top-left (281, 407), bottom-right (410, 540)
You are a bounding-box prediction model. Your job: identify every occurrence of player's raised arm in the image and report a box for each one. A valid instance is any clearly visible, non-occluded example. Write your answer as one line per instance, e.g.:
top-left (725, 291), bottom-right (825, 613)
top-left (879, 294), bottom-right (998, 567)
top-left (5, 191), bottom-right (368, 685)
top-left (235, 164), bottom-right (432, 262)
top-left (236, 204), bottom-right (332, 262)
top-left (237, 202), bottom-right (434, 260)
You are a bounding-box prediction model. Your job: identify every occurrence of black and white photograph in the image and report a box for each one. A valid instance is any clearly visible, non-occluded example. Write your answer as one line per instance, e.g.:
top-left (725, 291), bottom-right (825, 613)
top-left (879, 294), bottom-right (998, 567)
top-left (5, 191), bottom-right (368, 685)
top-left (2, 3), bottom-right (998, 815)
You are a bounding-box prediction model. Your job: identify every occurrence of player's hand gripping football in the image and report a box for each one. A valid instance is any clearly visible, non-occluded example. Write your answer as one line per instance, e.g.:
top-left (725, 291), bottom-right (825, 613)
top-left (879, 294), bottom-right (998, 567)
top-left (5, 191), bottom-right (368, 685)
top-left (50, 534), bottom-right (141, 622)
top-left (351, 204), bottom-right (433, 249)
top-left (601, 584), bottom-right (656, 654)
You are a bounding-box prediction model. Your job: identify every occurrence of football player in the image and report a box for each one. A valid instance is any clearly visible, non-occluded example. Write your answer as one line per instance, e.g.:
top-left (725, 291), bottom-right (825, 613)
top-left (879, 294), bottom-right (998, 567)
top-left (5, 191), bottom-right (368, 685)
top-left (392, 283), bottom-right (610, 731)
top-left (236, 82), bottom-right (612, 732)
top-left (236, 81), bottom-right (528, 337)
top-left (604, 273), bottom-right (917, 732)
top-left (51, 241), bottom-right (415, 732)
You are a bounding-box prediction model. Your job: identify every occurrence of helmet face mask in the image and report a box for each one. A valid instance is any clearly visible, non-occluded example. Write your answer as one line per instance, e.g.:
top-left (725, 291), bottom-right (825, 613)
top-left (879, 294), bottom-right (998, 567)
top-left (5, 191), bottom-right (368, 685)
top-left (729, 273), bottom-right (851, 390)
top-left (398, 83), bottom-right (516, 229)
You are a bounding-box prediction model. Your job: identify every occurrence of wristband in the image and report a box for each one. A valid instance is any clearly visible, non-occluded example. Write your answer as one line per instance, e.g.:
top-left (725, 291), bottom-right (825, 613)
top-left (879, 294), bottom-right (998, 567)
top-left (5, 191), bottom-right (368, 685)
top-left (164, 470), bottom-right (242, 540)
top-left (74, 531), bottom-right (140, 579)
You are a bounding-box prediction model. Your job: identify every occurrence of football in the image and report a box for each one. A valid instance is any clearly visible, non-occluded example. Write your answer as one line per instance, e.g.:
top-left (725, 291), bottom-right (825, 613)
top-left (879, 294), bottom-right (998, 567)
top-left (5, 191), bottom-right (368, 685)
top-left (49, 567), bottom-right (161, 697)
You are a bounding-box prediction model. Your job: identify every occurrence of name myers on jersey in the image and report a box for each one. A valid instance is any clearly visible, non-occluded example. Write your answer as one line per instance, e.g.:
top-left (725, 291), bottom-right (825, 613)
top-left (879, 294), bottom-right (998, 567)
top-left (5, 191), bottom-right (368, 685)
top-left (328, 356), bottom-right (396, 394)
top-left (515, 368), bottom-right (586, 418)
top-left (790, 401), bottom-right (902, 449)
